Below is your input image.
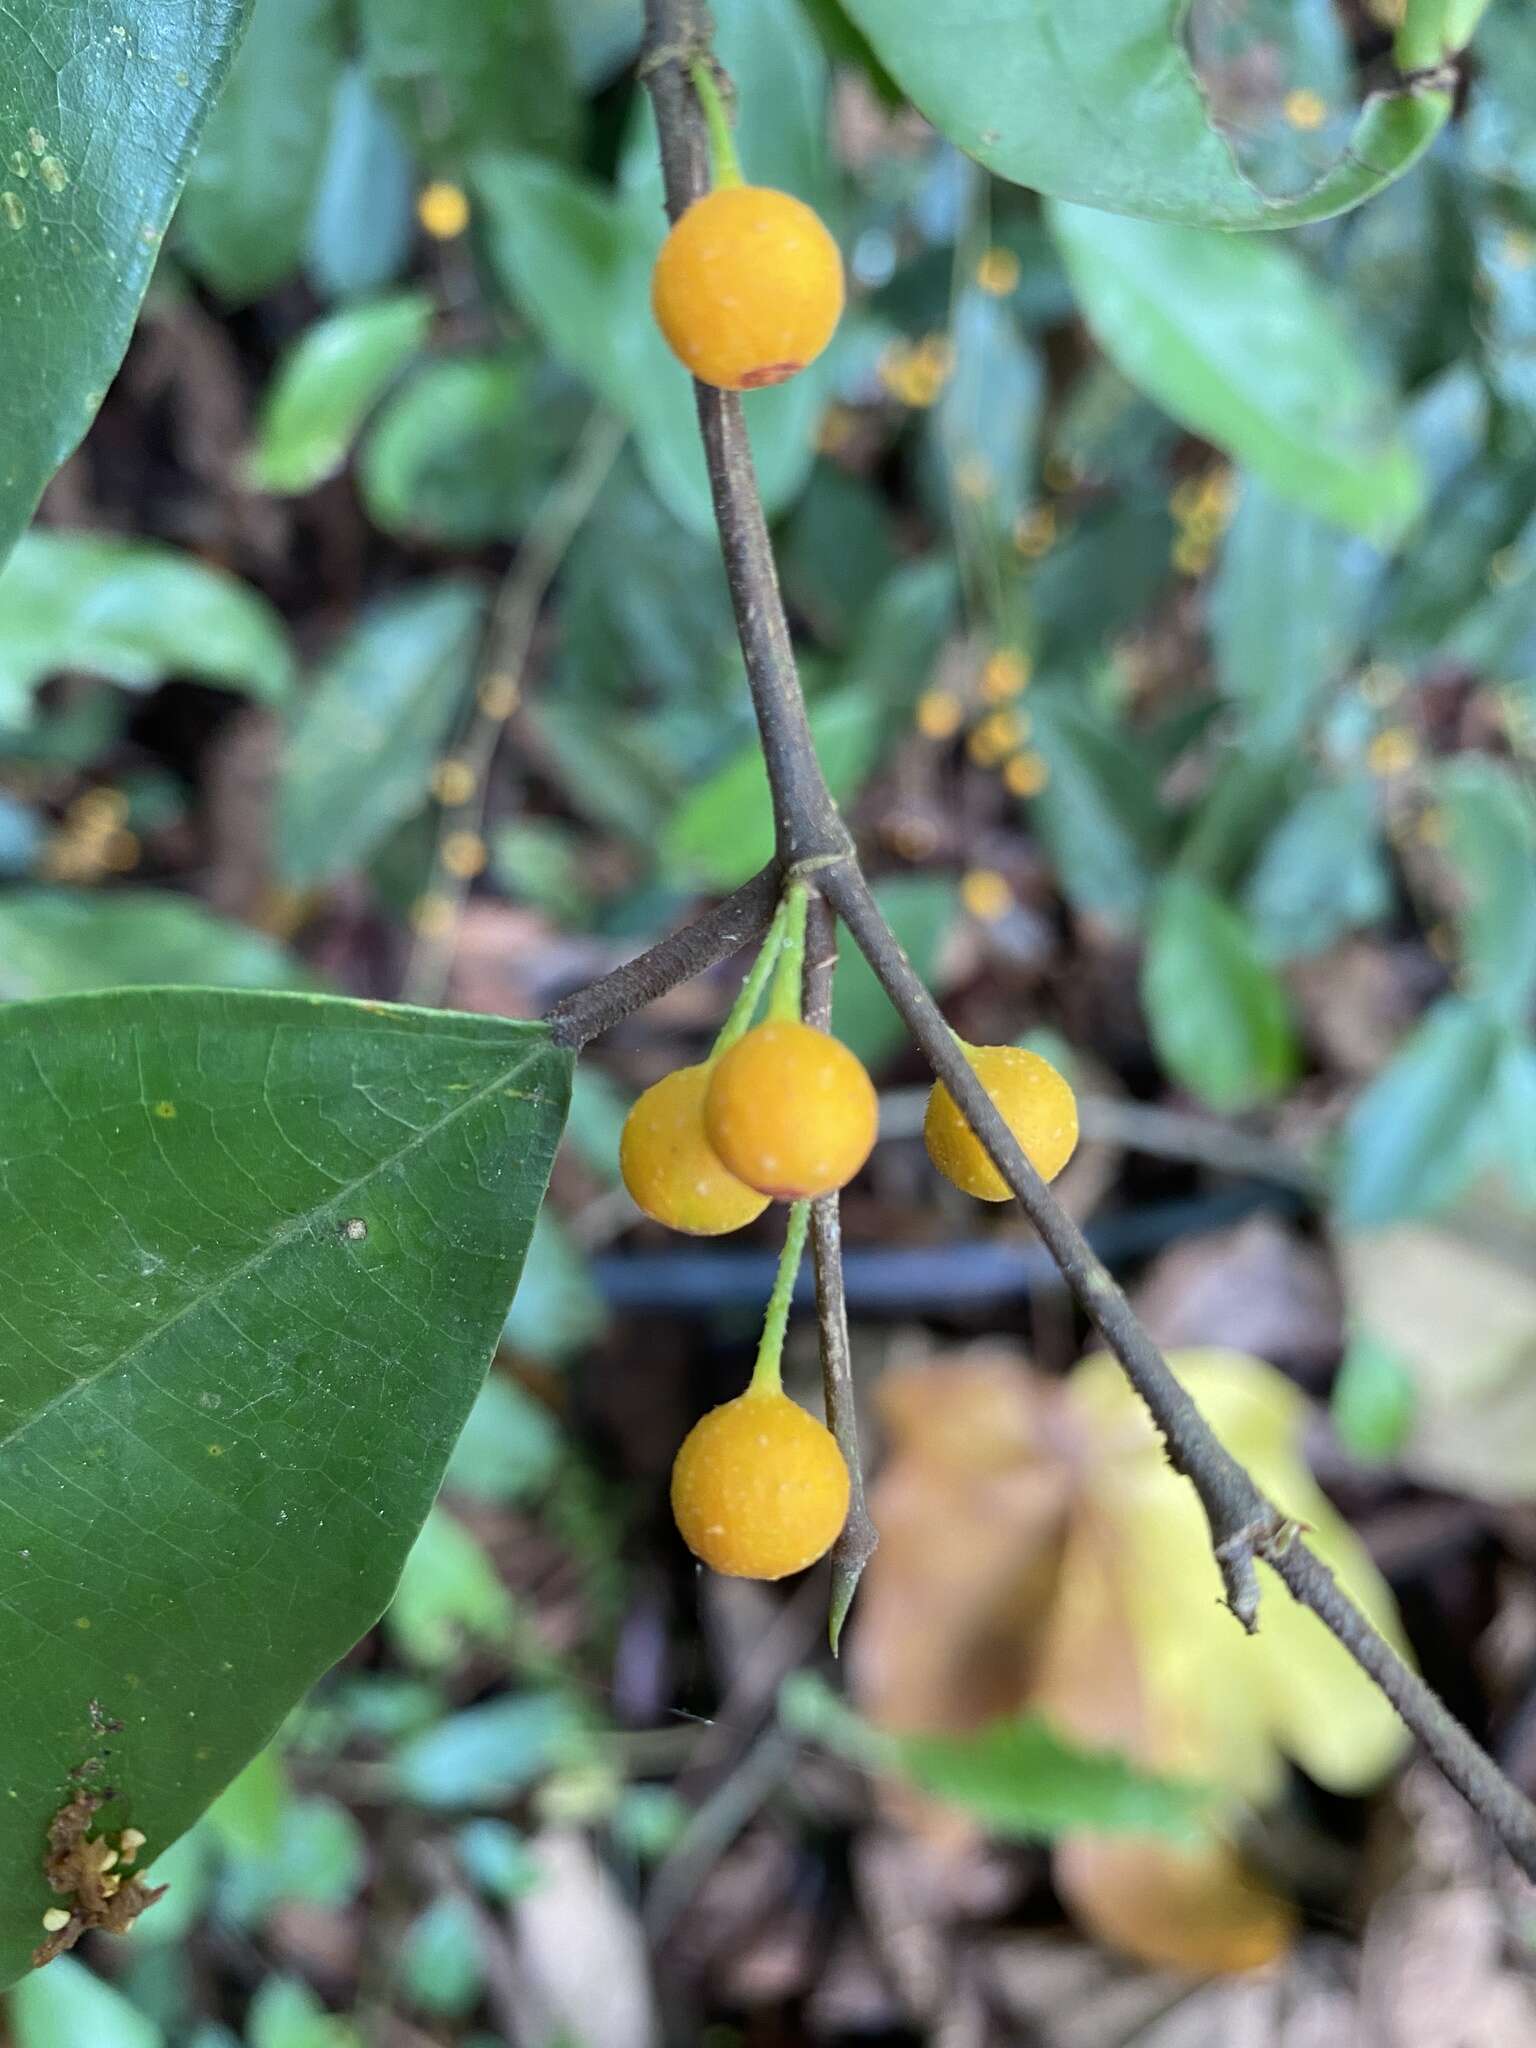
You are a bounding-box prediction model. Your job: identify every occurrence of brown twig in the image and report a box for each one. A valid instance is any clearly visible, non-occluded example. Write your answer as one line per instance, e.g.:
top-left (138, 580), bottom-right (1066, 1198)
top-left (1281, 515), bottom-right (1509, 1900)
top-left (624, 0), bottom-right (1536, 1882)
top-left (802, 892), bottom-right (877, 1650)
top-left (546, 865), bottom-right (780, 1050)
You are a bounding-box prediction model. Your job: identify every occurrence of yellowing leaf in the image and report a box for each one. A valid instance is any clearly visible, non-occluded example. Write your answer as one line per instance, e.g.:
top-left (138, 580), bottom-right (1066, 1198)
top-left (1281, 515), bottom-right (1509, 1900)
top-left (1066, 1349), bottom-right (1411, 1797)
top-left (1054, 1834), bottom-right (1295, 1977)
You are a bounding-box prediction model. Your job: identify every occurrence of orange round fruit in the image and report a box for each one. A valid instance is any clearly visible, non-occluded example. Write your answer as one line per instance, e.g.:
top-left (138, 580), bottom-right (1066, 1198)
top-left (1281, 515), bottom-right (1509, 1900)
top-left (651, 184), bottom-right (844, 391)
top-left (620, 1063), bottom-right (770, 1236)
top-left (671, 1387), bottom-right (850, 1579)
top-left (924, 1044), bottom-right (1078, 1201)
top-left (704, 1019), bottom-right (877, 1199)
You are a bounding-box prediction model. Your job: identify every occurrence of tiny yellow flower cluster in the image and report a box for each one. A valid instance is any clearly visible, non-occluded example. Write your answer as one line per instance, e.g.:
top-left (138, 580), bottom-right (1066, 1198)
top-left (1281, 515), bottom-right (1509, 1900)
top-left (974, 245), bottom-right (1020, 297)
top-left (913, 648), bottom-right (1050, 799)
top-left (1169, 467), bottom-right (1234, 576)
top-left (43, 787), bottom-right (138, 883)
top-left (877, 333), bottom-right (954, 409)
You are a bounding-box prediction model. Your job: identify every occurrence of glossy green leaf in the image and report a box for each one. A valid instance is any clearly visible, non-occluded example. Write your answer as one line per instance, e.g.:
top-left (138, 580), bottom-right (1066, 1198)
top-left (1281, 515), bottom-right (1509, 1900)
top-left (930, 289), bottom-right (1042, 531)
top-left (219, 1794), bottom-right (366, 1923)
top-left (0, 534), bottom-right (293, 725)
top-left (1049, 206), bottom-right (1423, 541)
top-left (1177, 748), bottom-right (1302, 898)
top-left (359, 0), bottom-right (577, 168)
top-left (10, 1953), bottom-right (163, 2048)
top-left (276, 581), bottom-right (483, 887)
top-left (178, 0), bottom-right (344, 303)
top-left (1434, 758), bottom-right (1536, 1022)
top-left (1026, 692), bottom-right (1173, 924)
top-left (0, 889), bottom-right (307, 1000)
top-left (444, 1375), bottom-right (561, 1505)
top-left (1337, 998), bottom-right (1503, 1227)
top-left (386, 1508), bottom-right (518, 1671)
top-left (0, 0), bottom-right (251, 568)
top-left (393, 1693), bottom-right (585, 1809)
top-left (204, 1748), bottom-right (288, 1859)
top-left (832, 876), bottom-right (958, 1074)
top-left (839, 0), bottom-right (1450, 227)
top-left (502, 1209), bottom-right (607, 1364)
top-left (1244, 781), bottom-right (1391, 961)
top-left (1460, 5), bottom-right (1536, 191)
top-left (1495, 1039), bottom-right (1536, 1206)
top-left (400, 1896), bottom-right (485, 2018)
top-left (361, 354), bottom-right (583, 544)
top-left (781, 1676), bottom-right (1203, 1841)
top-left (1331, 1334), bottom-right (1417, 1465)
top-left (0, 989), bottom-right (570, 1987)
top-left (246, 1976), bottom-right (358, 2048)
top-left (1210, 481), bottom-right (1383, 747)
top-left (304, 66), bottom-right (415, 301)
top-left (662, 690), bottom-right (886, 890)
top-left (248, 294), bottom-right (432, 495)
top-left (1142, 877), bottom-right (1299, 1111)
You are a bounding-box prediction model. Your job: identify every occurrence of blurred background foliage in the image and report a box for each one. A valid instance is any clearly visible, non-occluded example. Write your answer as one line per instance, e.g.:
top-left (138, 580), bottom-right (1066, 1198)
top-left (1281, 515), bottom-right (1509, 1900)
top-left (5, 0), bottom-right (1536, 2039)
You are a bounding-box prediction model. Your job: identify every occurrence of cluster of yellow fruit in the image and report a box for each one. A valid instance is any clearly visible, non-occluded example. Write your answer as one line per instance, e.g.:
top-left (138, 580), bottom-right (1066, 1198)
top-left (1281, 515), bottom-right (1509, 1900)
top-left (641, 84), bottom-right (1078, 1586)
top-left (619, 888), bottom-right (1080, 1582)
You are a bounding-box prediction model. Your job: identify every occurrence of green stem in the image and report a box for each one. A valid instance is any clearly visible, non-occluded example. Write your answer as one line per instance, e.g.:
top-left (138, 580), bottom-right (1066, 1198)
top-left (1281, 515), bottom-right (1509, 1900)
top-left (689, 57), bottom-right (744, 188)
top-left (767, 881), bottom-right (808, 1023)
top-left (750, 1200), bottom-right (811, 1395)
top-left (710, 893), bottom-right (790, 1059)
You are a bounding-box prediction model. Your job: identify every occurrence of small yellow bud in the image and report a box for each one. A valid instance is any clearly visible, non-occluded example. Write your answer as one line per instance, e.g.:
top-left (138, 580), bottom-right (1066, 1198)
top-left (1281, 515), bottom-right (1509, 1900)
top-left (1284, 88), bottom-right (1327, 132)
top-left (478, 674), bottom-right (520, 719)
top-left (915, 689), bottom-right (963, 741)
top-left (980, 648), bottom-right (1030, 702)
top-left (960, 868), bottom-right (1012, 922)
top-left (442, 830), bottom-right (488, 880)
top-left (411, 893), bottom-right (456, 940)
top-left (119, 1828), bottom-right (147, 1863)
top-left (41, 1908), bottom-right (71, 1933)
top-left (1003, 750), bottom-right (1050, 798)
top-left (431, 758), bottom-right (477, 806)
top-left (1366, 726), bottom-right (1417, 778)
top-left (1013, 505), bottom-right (1056, 557)
top-left (975, 245), bottom-right (1020, 296)
top-left (417, 181), bottom-right (470, 239)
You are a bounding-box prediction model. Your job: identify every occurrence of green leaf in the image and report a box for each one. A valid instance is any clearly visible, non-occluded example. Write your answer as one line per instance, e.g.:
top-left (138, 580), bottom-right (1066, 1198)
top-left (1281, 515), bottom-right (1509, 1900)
top-left (0, 889), bottom-right (306, 1000)
top-left (929, 289), bottom-right (1043, 532)
top-left (662, 689), bottom-right (886, 890)
top-left (304, 66), bottom-right (415, 301)
top-left (178, 0), bottom-right (344, 303)
top-left (248, 294), bottom-right (433, 495)
top-left (359, 0), bottom-right (577, 168)
top-left (399, 1896), bottom-right (485, 2018)
top-left (502, 1209), bottom-right (607, 1365)
top-left (1434, 759), bottom-right (1536, 1022)
top-left (360, 354), bottom-right (583, 545)
top-left (832, 876), bottom-right (958, 1074)
top-left (1495, 1039), bottom-right (1536, 1206)
top-left (0, 0), bottom-right (251, 568)
top-left (1210, 481), bottom-right (1383, 747)
top-left (220, 1795), bottom-right (366, 1923)
top-left (780, 1675), bottom-right (1203, 1841)
top-left (1026, 691), bottom-right (1174, 924)
top-left (1244, 781), bottom-right (1391, 961)
top-left (393, 1692), bottom-right (585, 1808)
top-left (10, 1953), bottom-right (163, 2048)
top-left (1337, 998), bottom-right (1503, 1227)
top-left (0, 989), bottom-right (570, 1988)
top-left (445, 1375), bottom-right (562, 1505)
top-left (1142, 877), bottom-right (1299, 1111)
top-left (386, 1508), bottom-right (519, 1671)
top-left (838, 0), bottom-right (1449, 227)
top-left (1048, 206), bottom-right (1423, 541)
top-left (205, 1748), bottom-right (289, 1859)
top-left (1331, 1334), bottom-right (1417, 1465)
top-left (0, 534), bottom-right (293, 725)
top-left (276, 581), bottom-right (483, 887)
top-left (246, 1977), bottom-right (358, 2048)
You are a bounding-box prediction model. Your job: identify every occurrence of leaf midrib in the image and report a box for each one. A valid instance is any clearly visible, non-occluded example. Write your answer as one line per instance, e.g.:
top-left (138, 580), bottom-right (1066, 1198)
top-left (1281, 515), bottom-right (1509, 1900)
top-left (0, 1032), bottom-right (554, 1463)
